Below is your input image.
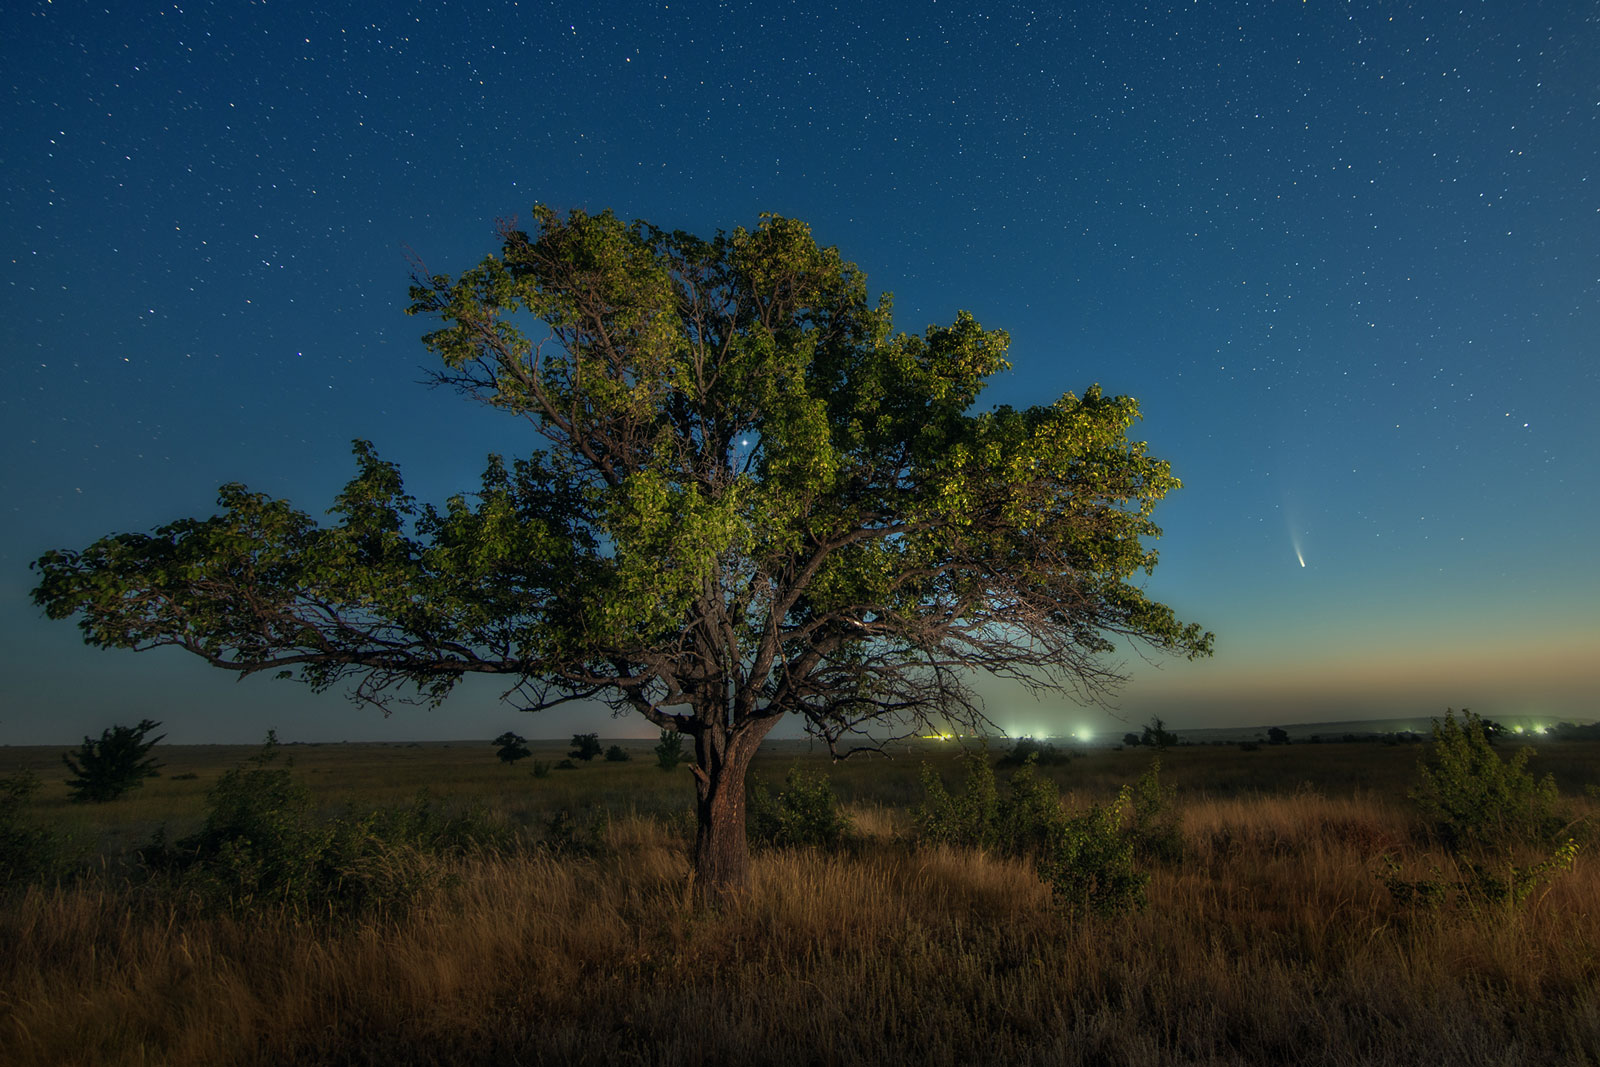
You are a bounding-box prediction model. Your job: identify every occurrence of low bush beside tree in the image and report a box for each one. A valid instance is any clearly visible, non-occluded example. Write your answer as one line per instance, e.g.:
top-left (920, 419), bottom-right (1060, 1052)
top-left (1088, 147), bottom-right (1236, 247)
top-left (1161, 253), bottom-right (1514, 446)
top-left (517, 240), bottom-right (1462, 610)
top-left (748, 767), bottom-right (852, 850)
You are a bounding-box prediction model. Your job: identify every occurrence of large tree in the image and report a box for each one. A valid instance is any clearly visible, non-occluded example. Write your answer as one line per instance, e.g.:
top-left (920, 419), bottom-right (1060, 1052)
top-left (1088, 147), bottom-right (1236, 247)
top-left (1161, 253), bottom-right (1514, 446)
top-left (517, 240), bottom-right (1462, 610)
top-left (32, 207), bottom-right (1211, 895)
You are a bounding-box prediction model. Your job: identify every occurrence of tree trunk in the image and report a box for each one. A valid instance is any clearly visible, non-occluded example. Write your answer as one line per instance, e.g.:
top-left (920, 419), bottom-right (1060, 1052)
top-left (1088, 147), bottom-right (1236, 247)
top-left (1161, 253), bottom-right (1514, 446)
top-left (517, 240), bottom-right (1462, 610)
top-left (690, 718), bottom-right (777, 900)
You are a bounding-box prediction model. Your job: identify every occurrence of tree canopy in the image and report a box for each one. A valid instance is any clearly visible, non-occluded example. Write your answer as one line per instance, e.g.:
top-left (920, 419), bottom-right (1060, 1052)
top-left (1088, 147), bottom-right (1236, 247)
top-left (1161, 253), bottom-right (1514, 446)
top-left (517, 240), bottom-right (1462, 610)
top-left (32, 206), bottom-right (1210, 893)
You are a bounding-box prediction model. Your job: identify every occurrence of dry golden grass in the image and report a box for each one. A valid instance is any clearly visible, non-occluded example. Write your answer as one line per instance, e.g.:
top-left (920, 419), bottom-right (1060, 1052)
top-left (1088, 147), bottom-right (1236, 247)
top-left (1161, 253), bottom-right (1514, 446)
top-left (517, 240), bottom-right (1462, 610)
top-left (4, 775), bottom-right (1600, 1066)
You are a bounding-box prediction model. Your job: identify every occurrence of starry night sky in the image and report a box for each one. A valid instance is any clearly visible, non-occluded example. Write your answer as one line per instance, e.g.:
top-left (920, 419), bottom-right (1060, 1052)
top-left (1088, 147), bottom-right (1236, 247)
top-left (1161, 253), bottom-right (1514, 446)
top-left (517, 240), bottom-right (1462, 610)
top-left (3, 0), bottom-right (1597, 745)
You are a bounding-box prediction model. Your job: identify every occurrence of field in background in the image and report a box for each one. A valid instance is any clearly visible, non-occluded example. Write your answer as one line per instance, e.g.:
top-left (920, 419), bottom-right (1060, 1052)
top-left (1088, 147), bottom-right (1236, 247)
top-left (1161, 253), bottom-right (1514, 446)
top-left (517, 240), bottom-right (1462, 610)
top-left (3, 736), bottom-right (1599, 1065)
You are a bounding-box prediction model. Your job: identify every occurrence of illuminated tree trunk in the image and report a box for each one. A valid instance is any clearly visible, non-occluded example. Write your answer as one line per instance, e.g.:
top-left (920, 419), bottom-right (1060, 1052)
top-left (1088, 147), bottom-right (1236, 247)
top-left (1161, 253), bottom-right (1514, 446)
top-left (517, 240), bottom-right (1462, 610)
top-left (690, 718), bottom-right (778, 899)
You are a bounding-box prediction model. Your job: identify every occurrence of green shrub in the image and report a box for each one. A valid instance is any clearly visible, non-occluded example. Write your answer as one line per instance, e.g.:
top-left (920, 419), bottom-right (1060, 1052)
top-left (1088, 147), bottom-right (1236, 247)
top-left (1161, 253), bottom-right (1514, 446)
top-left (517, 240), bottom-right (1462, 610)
top-left (916, 750), bottom-right (999, 851)
top-left (654, 729), bottom-right (690, 771)
top-left (1128, 758), bottom-right (1184, 865)
top-left (1037, 786), bottom-right (1147, 915)
top-left (917, 752), bottom-right (1147, 914)
top-left (569, 733), bottom-right (602, 762)
top-left (143, 734), bottom-right (512, 918)
top-left (1411, 709), bottom-right (1560, 851)
top-left (62, 718), bottom-right (165, 802)
top-left (1, 769), bottom-right (66, 889)
top-left (530, 760), bottom-right (552, 779)
top-left (1382, 840), bottom-right (1580, 910)
top-left (604, 744), bottom-right (631, 762)
top-left (748, 766), bottom-right (853, 850)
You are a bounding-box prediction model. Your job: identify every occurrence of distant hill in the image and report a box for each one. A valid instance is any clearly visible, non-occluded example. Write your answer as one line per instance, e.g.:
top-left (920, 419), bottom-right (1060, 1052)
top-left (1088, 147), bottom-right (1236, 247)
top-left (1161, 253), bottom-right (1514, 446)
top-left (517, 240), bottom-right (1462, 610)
top-left (1159, 714), bottom-right (1596, 745)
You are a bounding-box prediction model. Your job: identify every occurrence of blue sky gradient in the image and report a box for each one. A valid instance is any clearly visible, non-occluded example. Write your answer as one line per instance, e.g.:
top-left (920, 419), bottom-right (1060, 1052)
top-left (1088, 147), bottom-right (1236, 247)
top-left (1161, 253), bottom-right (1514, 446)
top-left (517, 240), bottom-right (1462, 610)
top-left (3, 0), bottom-right (1596, 743)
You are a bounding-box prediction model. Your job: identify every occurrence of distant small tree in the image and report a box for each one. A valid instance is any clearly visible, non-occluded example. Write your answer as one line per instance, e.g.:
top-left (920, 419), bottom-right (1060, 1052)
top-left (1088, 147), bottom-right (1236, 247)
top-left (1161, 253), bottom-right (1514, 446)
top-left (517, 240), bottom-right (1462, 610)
top-left (62, 719), bottom-right (165, 802)
top-left (604, 744), bottom-right (631, 762)
top-left (569, 733), bottom-right (602, 762)
top-left (1140, 717), bottom-right (1178, 750)
top-left (1266, 726), bottom-right (1290, 746)
top-left (654, 729), bottom-right (690, 771)
top-left (1122, 732), bottom-right (1141, 747)
top-left (493, 731), bottom-right (531, 765)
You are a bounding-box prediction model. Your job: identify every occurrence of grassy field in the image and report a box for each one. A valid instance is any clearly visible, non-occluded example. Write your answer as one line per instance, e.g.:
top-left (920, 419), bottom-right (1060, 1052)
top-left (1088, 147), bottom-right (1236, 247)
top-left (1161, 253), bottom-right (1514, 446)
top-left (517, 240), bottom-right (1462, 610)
top-left (3, 736), bottom-right (1599, 1065)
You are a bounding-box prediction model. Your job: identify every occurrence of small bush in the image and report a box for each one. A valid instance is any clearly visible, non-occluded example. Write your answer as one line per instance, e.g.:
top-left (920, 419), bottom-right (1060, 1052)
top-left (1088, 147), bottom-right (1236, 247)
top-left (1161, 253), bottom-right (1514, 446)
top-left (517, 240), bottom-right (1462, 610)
top-left (1128, 757), bottom-right (1184, 865)
top-left (604, 744), bottom-right (631, 762)
top-left (654, 729), bottom-right (690, 771)
top-left (0, 769), bottom-right (66, 890)
top-left (996, 736), bottom-right (1070, 767)
top-left (569, 733), bottom-right (602, 762)
top-left (916, 750), bottom-right (999, 851)
top-left (1411, 708), bottom-right (1560, 851)
top-left (749, 766), bottom-right (853, 850)
top-left (540, 809), bottom-right (603, 858)
top-left (142, 734), bottom-right (513, 918)
top-left (1382, 840), bottom-right (1580, 910)
top-left (917, 752), bottom-right (1147, 914)
top-left (62, 718), bottom-right (165, 802)
top-left (530, 760), bottom-right (552, 778)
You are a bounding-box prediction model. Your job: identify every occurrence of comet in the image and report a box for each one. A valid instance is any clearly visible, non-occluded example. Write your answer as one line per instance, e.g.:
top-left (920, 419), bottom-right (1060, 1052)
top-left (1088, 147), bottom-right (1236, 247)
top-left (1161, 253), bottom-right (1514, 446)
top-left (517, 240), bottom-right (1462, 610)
top-left (1287, 514), bottom-right (1306, 568)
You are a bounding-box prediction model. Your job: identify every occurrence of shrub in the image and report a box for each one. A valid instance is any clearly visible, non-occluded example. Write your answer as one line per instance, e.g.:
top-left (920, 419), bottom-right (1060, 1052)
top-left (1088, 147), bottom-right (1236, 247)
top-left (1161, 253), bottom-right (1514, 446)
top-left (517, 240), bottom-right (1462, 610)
top-left (604, 744), bottom-right (631, 762)
top-left (654, 729), bottom-right (690, 771)
top-left (540, 808), bottom-right (603, 858)
top-left (493, 731), bottom-right (531, 765)
top-left (569, 733), bottom-right (602, 762)
top-left (530, 760), bottom-right (552, 778)
top-left (1128, 757), bottom-right (1184, 865)
top-left (62, 718), bottom-right (165, 802)
top-left (1382, 840), bottom-right (1580, 910)
top-left (749, 766), bottom-right (853, 850)
top-left (916, 750), bottom-right (1000, 851)
top-left (917, 752), bottom-right (1147, 914)
top-left (142, 734), bottom-right (512, 918)
top-left (997, 735), bottom-right (1069, 767)
top-left (1411, 708), bottom-right (1560, 851)
top-left (0, 769), bottom-right (65, 889)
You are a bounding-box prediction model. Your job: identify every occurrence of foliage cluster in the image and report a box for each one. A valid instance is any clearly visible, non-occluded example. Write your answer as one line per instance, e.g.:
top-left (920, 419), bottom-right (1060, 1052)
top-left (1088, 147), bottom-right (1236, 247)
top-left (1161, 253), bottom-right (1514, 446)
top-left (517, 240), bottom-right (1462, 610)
top-left (1411, 709), bottom-right (1562, 852)
top-left (142, 735), bottom-right (514, 918)
top-left (916, 751), bottom-right (1156, 913)
top-left (569, 734), bottom-right (603, 762)
top-left (748, 766), bottom-right (854, 850)
top-left (61, 719), bottom-right (165, 803)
